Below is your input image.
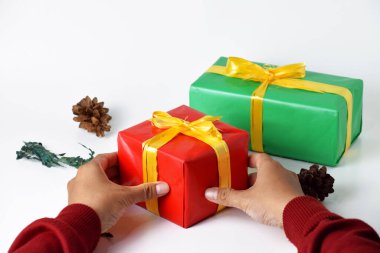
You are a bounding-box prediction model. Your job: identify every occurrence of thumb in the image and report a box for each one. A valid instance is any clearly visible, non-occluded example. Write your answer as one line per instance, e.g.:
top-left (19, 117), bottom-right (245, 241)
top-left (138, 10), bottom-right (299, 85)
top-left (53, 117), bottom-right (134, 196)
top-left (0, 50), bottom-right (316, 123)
top-left (205, 187), bottom-right (244, 209)
top-left (128, 182), bottom-right (170, 204)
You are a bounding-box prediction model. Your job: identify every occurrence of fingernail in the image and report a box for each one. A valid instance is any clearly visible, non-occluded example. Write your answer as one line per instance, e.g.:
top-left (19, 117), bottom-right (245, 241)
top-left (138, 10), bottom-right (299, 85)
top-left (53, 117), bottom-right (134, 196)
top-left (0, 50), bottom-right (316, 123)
top-left (156, 182), bottom-right (169, 196)
top-left (205, 187), bottom-right (218, 201)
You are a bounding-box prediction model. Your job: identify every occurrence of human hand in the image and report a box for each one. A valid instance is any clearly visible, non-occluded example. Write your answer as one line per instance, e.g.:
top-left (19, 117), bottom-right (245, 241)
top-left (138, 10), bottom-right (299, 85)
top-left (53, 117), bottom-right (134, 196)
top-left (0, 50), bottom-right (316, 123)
top-left (67, 152), bottom-right (169, 232)
top-left (205, 153), bottom-right (304, 227)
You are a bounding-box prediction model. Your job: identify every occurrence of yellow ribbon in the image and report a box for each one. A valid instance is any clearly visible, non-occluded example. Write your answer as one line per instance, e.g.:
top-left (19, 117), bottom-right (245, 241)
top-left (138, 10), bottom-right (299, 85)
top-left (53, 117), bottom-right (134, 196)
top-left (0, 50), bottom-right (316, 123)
top-left (207, 57), bottom-right (353, 153)
top-left (142, 111), bottom-right (231, 215)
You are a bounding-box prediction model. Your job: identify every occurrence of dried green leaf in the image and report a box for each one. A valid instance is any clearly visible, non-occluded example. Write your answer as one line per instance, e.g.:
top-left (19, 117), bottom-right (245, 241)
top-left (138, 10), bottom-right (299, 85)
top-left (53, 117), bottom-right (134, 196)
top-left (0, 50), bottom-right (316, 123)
top-left (16, 142), bottom-right (95, 168)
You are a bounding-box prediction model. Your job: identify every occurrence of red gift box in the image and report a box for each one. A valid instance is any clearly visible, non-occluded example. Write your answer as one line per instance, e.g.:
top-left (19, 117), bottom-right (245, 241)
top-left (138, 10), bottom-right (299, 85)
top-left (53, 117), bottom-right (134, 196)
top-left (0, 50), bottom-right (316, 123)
top-left (118, 105), bottom-right (249, 228)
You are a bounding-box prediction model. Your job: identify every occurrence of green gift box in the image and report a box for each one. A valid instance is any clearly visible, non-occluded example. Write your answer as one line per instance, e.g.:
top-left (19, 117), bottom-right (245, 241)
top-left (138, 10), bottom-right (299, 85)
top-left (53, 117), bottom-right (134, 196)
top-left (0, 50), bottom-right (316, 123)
top-left (189, 57), bottom-right (363, 166)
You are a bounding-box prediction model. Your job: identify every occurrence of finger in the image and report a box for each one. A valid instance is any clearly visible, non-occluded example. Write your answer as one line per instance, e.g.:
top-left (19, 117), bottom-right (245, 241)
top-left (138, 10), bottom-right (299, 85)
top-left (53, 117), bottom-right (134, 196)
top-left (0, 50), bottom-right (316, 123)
top-left (77, 152), bottom-right (119, 180)
top-left (248, 172), bottom-right (257, 186)
top-left (128, 182), bottom-right (170, 204)
top-left (93, 153), bottom-right (120, 180)
top-left (111, 177), bottom-right (121, 184)
top-left (105, 165), bottom-right (119, 180)
top-left (205, 187), bottom-right (244, 209)
top-left (249, 153), bottom-right (272, 169)
top-left (92, 152), bottom-right (119, 171)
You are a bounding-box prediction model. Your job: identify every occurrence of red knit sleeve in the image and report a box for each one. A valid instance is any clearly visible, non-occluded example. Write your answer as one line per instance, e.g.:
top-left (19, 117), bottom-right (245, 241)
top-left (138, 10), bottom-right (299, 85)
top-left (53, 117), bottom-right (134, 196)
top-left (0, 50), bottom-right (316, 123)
top-left (283, 196), bottom-right (380, 253)
top-left (8, 204), bottom-right (101, 253)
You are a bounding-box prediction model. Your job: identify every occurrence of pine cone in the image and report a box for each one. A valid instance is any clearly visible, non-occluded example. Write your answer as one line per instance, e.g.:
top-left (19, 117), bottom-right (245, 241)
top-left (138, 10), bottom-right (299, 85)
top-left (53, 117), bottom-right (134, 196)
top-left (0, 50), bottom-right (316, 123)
top-left (298, 164), bottom-right (335, 201)
top-left (72, 96), bottom-right (112, 137)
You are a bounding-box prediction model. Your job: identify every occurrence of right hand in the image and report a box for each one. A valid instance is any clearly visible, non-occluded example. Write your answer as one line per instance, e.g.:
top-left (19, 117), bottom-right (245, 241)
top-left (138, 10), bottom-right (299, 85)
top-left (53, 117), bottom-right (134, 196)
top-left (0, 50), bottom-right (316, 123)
top-left (205, 153), bottom-right (304, 227)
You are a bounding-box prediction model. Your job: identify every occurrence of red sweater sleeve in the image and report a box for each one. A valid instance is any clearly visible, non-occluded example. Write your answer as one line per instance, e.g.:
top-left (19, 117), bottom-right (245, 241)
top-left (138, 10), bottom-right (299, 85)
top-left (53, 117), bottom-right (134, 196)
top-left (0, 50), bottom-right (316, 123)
top-left (283, 196), bottom-right (380, 253)
top-left (8, 204), bottom-right (101, 253)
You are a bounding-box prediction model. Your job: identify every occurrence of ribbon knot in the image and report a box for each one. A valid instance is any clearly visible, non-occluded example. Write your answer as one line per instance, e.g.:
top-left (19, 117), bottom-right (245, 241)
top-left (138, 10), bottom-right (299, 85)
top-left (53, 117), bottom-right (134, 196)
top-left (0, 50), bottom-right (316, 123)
top-left (266, 69), bottom-right (276, 84)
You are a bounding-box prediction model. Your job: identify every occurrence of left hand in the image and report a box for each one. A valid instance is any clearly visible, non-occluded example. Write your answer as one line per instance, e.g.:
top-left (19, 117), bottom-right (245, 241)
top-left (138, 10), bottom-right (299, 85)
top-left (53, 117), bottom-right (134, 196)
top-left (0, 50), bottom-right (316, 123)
top-left (67, 152), bottom-right (170, 232)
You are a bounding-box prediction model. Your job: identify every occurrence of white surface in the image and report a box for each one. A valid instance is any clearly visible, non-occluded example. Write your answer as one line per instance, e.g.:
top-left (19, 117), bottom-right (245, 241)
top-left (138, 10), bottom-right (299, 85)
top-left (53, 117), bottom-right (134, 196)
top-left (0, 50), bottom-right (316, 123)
top-left (1, 0), bottom-right (380, 252)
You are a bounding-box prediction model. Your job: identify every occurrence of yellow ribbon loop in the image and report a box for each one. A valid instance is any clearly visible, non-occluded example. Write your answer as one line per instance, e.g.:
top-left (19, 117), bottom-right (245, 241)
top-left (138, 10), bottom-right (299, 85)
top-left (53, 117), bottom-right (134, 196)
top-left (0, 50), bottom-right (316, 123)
top-left (143, 111), bottom-right (231, 215)
top-left (207, 57), bottom-right (353, 153)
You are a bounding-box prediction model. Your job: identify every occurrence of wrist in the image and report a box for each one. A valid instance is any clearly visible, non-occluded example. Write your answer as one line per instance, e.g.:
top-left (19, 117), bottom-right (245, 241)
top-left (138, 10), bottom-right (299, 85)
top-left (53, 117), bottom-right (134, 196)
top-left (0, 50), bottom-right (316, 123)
top-left (57, 204), bottom-right (102, 248)
top-left (277, 193), bottom-right (304, 226)
top-left (282, 196), bottom-right (336, 244)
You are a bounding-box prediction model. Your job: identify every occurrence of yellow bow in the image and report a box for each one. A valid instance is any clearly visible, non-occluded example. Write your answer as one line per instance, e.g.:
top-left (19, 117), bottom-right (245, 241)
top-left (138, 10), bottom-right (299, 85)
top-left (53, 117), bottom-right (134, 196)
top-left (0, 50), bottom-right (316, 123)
top-left (151, 111), bottom-right (223, 140)
top-left (208, 57), bottom-right (353, 153)
top-left (142, 111), bottom-right (231, 215)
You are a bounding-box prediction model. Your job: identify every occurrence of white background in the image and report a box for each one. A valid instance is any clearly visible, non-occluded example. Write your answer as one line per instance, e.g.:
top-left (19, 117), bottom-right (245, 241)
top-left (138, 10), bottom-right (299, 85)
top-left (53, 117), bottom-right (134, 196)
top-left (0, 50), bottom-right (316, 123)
top-left (1, 0), bottom-right (380, 252)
